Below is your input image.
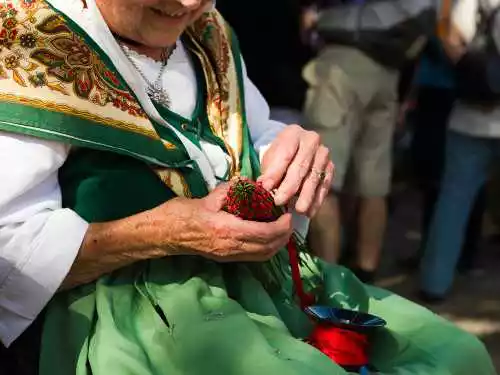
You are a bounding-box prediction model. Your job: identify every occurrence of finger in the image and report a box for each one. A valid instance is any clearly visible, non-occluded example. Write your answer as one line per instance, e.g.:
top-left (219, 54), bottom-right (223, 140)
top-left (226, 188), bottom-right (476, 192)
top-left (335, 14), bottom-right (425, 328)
top-left (273, 131), bottom-right (321, 205)
top-left (210, 210), bottom-right (293, 246)
top-left (231, 212), bottom-right (294, 244)
top-left (257, 125), bottom-right (301, 191)
top-left (202, 212), bottom-right (294, 263)
top-left (203, 183), bottom-right (231, 211)
top-left (235, 233), bottom-right (291, 262)
top-left (206, 225), bottom-right (291, 262)
top-left (295, 145), bottom-right (330, 215)
top-left (210, 245), bottom-right (278, 262)
top-left (308, 161), bottom-right (335, 217)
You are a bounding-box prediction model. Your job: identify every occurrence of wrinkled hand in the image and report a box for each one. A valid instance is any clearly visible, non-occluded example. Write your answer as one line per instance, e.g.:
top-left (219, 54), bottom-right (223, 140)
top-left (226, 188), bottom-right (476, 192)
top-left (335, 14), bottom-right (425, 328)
top-left (151, 183), bottom-right (293, 262)
top-left (257, 125), bottom-right (334, 217)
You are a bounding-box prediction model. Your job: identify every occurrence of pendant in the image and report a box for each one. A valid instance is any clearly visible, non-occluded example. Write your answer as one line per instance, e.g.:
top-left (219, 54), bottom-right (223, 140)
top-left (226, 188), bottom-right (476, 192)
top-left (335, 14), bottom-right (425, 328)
top-left (147, 84), bottom-right (170, 108)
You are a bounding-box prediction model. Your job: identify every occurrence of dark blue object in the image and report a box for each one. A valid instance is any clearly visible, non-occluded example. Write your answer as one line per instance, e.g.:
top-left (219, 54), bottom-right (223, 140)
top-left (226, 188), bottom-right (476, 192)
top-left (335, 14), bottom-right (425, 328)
top-left (304, 306), bottom-right (386, 332)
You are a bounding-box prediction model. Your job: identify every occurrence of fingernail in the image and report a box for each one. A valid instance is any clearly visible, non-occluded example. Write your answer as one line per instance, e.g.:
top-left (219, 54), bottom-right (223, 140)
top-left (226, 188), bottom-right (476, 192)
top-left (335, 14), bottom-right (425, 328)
top-left (295, 201), bottom-right (307, 215)
top-left (274, 192), bottom-right (285, 205)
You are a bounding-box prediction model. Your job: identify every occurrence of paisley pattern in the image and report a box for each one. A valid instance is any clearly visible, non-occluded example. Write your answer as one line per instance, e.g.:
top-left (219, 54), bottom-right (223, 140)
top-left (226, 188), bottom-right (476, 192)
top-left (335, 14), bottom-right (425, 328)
top-left (187, 12), bottom-right (245, 178)
top-left (0, 1), bottom-right (146, 118)
top-left (189, 13), bottom-right (232, 122)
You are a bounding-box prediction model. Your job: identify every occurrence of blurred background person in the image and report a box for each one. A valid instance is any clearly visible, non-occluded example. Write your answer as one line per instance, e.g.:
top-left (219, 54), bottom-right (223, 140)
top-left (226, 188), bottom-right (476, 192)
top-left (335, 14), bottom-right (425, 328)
top-left (420, 0), bottom-right (500, 301)
top-left (405, 34), bottom-right (487, 281)
top-left (302, 0), bottom-right (435, 282)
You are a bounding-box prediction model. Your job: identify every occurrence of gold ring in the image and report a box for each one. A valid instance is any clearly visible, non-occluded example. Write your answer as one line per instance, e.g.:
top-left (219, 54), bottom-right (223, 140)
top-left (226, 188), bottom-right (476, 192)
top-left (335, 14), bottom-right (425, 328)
top-left (312, 169), bottom-right (327, 182)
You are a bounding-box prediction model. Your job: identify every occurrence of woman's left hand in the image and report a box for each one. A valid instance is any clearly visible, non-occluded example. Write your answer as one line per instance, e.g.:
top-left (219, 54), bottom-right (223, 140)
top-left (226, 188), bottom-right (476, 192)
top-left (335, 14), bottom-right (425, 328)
top-left (257, 125), bottom-right (334, 217)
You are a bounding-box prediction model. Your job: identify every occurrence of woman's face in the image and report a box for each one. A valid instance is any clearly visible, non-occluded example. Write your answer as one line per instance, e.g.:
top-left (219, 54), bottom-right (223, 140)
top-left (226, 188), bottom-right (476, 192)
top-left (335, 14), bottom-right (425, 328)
top-left (95, 0), bottom-right (214, 48)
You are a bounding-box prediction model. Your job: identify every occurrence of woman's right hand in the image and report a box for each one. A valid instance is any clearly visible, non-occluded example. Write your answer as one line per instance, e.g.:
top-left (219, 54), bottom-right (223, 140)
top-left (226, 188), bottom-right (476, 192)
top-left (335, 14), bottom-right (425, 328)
top-left (149, 183), bottom-right (294, 262)
top-left (63, 183), bottom-right (293, 290)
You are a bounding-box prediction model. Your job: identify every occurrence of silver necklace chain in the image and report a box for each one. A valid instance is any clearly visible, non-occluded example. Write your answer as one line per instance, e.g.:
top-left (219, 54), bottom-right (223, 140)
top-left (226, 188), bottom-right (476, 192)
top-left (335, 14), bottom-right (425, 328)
top-left (121, 44), bottom-right (175, 108)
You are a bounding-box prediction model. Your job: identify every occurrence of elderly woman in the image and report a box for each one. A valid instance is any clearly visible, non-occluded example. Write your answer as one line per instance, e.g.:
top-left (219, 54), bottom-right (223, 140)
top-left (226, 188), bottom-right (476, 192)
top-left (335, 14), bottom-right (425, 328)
top-left (0, 0), bottom-right (494, 374)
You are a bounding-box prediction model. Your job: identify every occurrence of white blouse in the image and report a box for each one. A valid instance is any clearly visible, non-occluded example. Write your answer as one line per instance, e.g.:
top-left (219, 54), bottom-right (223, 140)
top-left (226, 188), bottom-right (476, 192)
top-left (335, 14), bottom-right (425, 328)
top-left (0, 33), bottom-right (287, 348)
top-left (448, 0), bottom-right (500, 138)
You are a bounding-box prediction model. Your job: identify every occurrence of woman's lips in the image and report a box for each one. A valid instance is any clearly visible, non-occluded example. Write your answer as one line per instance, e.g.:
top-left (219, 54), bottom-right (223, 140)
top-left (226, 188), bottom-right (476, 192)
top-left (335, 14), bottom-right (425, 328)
top-left (151, 7), bottom-right (189, 18)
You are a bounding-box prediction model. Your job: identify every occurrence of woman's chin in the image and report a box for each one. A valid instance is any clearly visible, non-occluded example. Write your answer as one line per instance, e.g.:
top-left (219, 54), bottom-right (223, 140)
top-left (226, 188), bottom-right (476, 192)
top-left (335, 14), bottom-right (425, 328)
top-left (140, 15), bottom-right (192, 46)
top-left (137, 28), bottom-right (182, 49)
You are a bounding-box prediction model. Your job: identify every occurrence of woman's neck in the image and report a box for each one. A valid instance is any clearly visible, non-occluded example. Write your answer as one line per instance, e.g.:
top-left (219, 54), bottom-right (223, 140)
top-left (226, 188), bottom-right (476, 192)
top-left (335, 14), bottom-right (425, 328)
top-left (112, 32), bottom-right (170, 62)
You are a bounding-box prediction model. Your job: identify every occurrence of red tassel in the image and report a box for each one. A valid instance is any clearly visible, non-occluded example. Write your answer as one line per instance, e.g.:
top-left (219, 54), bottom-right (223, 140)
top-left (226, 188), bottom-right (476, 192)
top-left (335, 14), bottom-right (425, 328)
top-left (224, 178), bottom-right (275, 222)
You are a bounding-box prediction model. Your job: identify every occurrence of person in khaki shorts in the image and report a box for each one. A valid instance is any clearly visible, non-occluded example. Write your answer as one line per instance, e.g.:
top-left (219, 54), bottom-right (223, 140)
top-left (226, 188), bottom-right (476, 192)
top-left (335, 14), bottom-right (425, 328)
top-left (303, 45), bottom-right (399, 281)
top-left (301, 0), bottom-right (435, 281)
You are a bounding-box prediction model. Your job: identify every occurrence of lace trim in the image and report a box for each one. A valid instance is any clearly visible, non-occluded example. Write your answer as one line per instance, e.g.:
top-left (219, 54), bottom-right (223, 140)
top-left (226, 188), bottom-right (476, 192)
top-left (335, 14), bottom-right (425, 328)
top-left (120, 41), bottom-right (181, 70)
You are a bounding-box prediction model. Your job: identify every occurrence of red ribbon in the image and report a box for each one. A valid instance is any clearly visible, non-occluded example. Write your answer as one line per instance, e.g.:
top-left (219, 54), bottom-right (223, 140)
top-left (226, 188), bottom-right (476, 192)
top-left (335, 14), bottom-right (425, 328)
top-left (286, 239), bottom-right (315, 309)
top-left (286, 236), bottom-right (370, 370)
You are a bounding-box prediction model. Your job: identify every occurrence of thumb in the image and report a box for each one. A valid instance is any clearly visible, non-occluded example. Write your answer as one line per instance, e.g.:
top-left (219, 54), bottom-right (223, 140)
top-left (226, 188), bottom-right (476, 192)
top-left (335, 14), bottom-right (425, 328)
top-left (204, 182), bottom-right (231, 212)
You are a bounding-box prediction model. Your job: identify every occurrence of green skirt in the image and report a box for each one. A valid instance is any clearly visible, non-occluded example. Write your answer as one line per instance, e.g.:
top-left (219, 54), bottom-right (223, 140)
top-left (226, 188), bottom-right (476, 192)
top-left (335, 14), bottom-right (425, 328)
top-left (40, 254), bottom-right (495, 375)
top-left (45, 151), bottom-right (494, 375)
